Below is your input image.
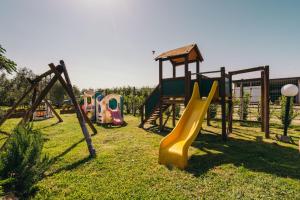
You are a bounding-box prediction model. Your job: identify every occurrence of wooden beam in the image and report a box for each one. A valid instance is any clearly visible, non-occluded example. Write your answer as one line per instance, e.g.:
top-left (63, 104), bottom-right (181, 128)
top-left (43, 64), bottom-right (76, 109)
top-left (240, 81), bottom-right (244, 120)
top-left (57, 61), bottom-right (96, 156)
top-left (229, 66), bottom-right (265, 75)
top-left (80, 106), bottom-right (98, 135)
top-left (264, 66), bottom-right (270, 138)
top-left (172, 64), bottom-right (176, 127)
top-left (162, 112), bottom-right (171, 130)
top-left (261, 71), bottom-right (265, 132)
top-left (30, 65), bottom-right (63, 83)
top-left (22, 74), bottom-right (61, 123)
top-left (44, 99), bottom-right (63, 123)
top-left (220, 67), bottom-right (227, 140)
top-left (184, 56), bottom-right (189, 106)
top-left (228, 74), bottom-right (233, 133)
top-left (30, 86), bottom-right (37, 121)
top-left (159, 59), bottom-right (163, 131)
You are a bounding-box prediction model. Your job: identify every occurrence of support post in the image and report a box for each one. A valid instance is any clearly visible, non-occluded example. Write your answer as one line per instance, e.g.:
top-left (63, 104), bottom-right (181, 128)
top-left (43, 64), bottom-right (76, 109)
top-left (283, 97), bottom-right (291, 136)
top-left (22, 74), bottom-right (61, 123)
top-left (140, 105), bottom-right (144, 128)
top-left (184, 56), bottom-right (189, 106)
top-left (261, 71), bottom-right (265, 132)
top-left (220, 67), bottom-right (227, 140)
top-left (159, 59), bottom-right (163, 131)
top-left (228, 74), bottom-right (233, 133)
top-left (264, 66), bottom-right (270, 138)
top-left (44, 99), bottom-right (63, 123)
top-left (172, 64), bottom-right (176, 127)
top-left (30, 87), bottom-right (37, 121)
top-left (196, 60), bottom-right (200, 82)
top-left (240, 81), bottom-right (244, 120)
top-left (50, 62), bottom-right (96, 157)
top-left (207, 107), bottom-right (211, 126)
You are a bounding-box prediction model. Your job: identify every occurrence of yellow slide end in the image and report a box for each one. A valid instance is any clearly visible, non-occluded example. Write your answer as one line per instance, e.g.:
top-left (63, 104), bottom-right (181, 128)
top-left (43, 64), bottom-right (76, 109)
top-left (158, 81), bottom-right (218, 169)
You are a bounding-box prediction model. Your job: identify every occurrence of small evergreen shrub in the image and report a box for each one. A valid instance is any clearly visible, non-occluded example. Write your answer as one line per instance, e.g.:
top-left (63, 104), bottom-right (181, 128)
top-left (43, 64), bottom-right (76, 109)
top-left (0, 123), bottom-right (50, 198)
top-left (208, 104), bottom-right (217, 119)
top-left (277, 96), bottom-right (298, 127)
top-left (238, 93), bottom-right (250, 120)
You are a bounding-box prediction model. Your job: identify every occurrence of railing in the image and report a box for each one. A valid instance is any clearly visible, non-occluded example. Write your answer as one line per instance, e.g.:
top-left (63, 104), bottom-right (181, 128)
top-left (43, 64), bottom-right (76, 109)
top-left (140, 85), bottom-right (160, 124)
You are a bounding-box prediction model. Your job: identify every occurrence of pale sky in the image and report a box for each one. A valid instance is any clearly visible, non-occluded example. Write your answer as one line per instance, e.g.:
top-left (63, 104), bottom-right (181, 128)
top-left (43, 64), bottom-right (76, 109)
top-left (1, 0), bottom-right (300, 89)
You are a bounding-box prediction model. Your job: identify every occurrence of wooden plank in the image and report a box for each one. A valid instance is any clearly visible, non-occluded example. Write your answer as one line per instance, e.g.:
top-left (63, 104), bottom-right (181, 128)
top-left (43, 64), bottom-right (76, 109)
top-left (159, 59), bottom-right (163, 131)
top-left (172, 64), bottom-right (176, 127)
top-left (22, 74), bottom-right (60, 123)
top-left (229, 66), bottom-right (265, 75)
top-left (240, 82), bottom-right (244, 120)
top-left (56, 61), bottom-right (96, 156)
top-left (30, 86), bottom-right (37, 121)
top-left (80, 106), bottom-right (98, 135)
top-left (228, 74), bottom-right (233, 133)
top-left (220, 67), bottom-right (227, 140)
top-left (184, 56), bottom-right (189, 106)
top-left (162, 112), bottom-right (171, 130)
top-left (264, 66), bottom-right (270, 138)
top-left (261, 71), bottom-right (265, 132)
top-left (44, 99), bottom-right (63, 123)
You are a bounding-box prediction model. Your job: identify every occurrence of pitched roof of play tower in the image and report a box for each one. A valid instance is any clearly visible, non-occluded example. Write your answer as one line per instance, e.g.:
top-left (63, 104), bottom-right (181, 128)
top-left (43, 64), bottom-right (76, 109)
top-left (155, 43), bottom-right (204, 66)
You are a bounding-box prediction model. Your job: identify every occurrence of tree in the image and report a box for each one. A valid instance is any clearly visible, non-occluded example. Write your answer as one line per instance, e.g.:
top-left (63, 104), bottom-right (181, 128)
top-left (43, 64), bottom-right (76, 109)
top-left (9, 68), bottom-right (35, 106)
top-left (0, 124), bottom-right (50, 198)
top-left (72, 85), bottom-right (81, 98)
top-left (49, 82), bottom-right (66, 107)
top-left (0, 45), bottom-right (16, 74)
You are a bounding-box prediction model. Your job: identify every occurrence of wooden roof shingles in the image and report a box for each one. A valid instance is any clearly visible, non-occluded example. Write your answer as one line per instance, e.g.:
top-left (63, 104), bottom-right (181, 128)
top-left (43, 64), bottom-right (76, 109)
top-left (155, 44), bottom-right (204, 66)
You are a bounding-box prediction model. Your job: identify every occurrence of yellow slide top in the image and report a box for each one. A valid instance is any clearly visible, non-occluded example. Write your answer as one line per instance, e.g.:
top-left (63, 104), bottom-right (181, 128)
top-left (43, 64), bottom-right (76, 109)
top-left (159, 81), bottom-right (218, 169)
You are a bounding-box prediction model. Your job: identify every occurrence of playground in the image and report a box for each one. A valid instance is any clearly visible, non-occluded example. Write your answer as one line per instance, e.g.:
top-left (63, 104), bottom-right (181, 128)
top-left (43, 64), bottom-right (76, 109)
top-left (0, 43), bottom-right (300, 199)
top-left (0, 114), bottom-right (299, 199)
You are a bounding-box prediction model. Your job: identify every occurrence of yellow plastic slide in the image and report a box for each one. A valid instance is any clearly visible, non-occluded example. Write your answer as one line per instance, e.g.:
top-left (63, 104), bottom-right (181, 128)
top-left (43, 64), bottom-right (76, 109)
top-left (159, 81), bottom-right (218, 169)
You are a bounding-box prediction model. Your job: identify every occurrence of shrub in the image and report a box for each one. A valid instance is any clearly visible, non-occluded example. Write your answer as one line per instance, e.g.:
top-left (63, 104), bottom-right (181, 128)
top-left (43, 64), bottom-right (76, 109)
top-left (237, 93), bottom-right (250, 120)
top-left (0, 123), bottom-right (50, 198)
top-left (277, 96), bottom-right (298, 127)
top-left (208, 104), bottom-right (217, 119)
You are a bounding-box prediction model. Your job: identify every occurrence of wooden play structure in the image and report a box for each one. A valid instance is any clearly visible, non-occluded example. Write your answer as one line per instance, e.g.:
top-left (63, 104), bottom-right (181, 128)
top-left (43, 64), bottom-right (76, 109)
top-left (140, 44), bottom-right (270, 140)
top-left (0, 60), bottom-right (97, 156)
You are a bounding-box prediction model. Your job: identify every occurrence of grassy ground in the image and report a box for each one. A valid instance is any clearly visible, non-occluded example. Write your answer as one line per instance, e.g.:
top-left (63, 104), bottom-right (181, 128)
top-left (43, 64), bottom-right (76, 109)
top-left (0, 114), bottom-right (300, 199)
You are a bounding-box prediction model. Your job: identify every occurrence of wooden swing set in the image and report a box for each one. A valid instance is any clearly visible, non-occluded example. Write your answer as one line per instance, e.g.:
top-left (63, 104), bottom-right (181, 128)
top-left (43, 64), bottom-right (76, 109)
top-left (0, 60), bottom-right (97, 156)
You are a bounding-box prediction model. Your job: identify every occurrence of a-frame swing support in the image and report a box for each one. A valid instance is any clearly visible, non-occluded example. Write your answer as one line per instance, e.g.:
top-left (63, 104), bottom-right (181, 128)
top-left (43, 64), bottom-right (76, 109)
top-left (0, 61), bottom-right (97, 157)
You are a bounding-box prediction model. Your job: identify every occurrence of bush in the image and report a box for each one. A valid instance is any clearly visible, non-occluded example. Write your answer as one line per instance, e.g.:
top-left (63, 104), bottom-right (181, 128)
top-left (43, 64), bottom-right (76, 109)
top-left (208, 104), bottom-right (217, 119)
top-left (0, 123), bottom-right (50, 198)
top-left (237, 93), bottom-right (250, 120)
top-left (277, 96), bottom-right (298, 127)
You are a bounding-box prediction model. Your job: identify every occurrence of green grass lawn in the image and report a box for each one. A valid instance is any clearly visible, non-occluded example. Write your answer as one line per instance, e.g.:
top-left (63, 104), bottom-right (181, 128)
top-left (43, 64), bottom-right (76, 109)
top-left (1, 114), bottom-right (300, 199)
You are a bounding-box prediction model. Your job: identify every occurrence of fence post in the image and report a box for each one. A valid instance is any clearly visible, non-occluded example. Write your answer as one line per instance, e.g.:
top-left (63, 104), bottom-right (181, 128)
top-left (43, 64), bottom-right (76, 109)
top-left (261, 71), bottom-right (265, 132)
top-left (220, 67), bottom-right (227, 140)
top-left (264, 66), bottom-right (270, 138)
top-left (240, 81), bottom-right (244, 120)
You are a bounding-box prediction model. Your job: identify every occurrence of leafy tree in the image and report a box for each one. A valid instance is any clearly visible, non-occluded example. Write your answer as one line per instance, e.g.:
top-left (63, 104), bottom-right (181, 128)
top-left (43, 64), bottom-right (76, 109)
top-left (72, 85), bottom-right (81, 98)
top-left (49, 82), bottom-right (66, 107)
top-left (0, 45), bottom-right (17, 74)
top-left (0, 123), bottom-right (50, 198)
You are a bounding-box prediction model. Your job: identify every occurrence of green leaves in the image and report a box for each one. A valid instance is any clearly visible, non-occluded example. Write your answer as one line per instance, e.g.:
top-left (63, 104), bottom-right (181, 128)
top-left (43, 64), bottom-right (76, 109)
top-left (0, 123), bottom-right (50, 198)
top-left (277, 96), bottom-right (299, 127)
top-left (0, 45), bottom-right (17, 74)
